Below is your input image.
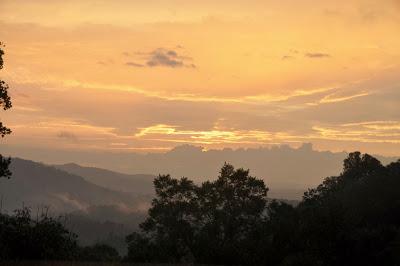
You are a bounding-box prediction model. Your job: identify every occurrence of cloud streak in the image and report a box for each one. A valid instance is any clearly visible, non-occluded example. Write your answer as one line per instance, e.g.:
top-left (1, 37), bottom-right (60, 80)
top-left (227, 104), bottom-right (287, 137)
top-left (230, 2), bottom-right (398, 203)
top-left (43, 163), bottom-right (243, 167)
top-left (57, 131), bottom-right (79, 142)
top-left (319, 92), bottom-right (370, 104)
top-left (305, 52), bottom-right (331, 58)
top-left (126, 48), bottom-right (196, 68)
top-left (126, 62), bottom-right (144, 67)
top-left (133, 121), bottom-right (400, 147)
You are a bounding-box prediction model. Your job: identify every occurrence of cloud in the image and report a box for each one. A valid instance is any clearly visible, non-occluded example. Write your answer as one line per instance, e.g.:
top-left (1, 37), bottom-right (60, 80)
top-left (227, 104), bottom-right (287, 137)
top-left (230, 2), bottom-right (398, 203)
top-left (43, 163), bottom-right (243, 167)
top-left (133, 118), bottom-right (400, 147)
top-left (311, 120), bottom-right (400, 144)
top-left (54, 193), bottom-right (88, 210)
top-left (282, 55), bottom-right (294, 60)
top-left (146, 48), bottom-right (185, 67)
top-left (57, 131), bottom-right (78, 142)
top-left (125, 48), bottom-right (196, 68)
top-left (134, 124), bottom-right (273, 145)
top-left (13, 106), bottom-right (42, 112)
top-left (97, 59), bottom-right (114, 66)
top-left (305, 52), bottom-right (331, 58)
top-left (126, 62), bottom-right (144, 67)
top-left (319, 92), bottom-right (370, 104)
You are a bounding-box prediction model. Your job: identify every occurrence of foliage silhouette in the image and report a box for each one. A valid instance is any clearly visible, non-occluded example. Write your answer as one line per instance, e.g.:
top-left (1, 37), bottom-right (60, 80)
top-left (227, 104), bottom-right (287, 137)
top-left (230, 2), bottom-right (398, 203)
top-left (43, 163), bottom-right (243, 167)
top-left (127, 154), bottom-right (400, 266)
top-left (0, 207), bottom-right (79, 260)
top-left (0, 42), bottom-right (12, 179)
top-left (126, 163), bottom-right (269, 264)
top-left (78, 243), bottom-right (120, 262)
top-left (1, 152), bottom-right (399, 264)
top-left (0, 206), bottom-right (122, 262)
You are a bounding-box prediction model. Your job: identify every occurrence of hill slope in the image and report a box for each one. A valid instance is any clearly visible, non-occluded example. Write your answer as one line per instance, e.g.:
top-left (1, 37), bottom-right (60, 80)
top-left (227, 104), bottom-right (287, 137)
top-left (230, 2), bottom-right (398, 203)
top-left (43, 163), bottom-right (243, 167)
top-left (0, 158), bottom-right (149, 213)
top-left (55, 163), bottom-right (155, 195)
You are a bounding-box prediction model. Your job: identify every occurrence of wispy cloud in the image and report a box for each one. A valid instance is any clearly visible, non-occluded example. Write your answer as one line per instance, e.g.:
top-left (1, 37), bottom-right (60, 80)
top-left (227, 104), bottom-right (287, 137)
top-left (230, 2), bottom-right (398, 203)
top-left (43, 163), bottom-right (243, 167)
top-left (134, 120), bottom-right (400, 147)
top-left (312, 120), bottom-right (400, 144)
top-left (305, 52), bottom-right (331, 58)
top-left (126, 62), bottom-right (144, 67)
top-left (125, 48), bottom-right (196, 68)
top-left (135, 124), bottom-right (273, 144)
top-left (281, 55), bottom-right (294, 60)
top-left (57, 131), bottom-right (79, 142)
top-left (319, 92), bottom-right (370, 103)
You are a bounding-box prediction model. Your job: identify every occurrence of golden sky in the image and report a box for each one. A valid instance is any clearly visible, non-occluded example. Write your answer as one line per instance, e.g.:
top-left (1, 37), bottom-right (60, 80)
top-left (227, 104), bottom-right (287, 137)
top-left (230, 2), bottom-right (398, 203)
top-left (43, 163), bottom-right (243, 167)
top-left (1, 0), bottom-right (400, 156)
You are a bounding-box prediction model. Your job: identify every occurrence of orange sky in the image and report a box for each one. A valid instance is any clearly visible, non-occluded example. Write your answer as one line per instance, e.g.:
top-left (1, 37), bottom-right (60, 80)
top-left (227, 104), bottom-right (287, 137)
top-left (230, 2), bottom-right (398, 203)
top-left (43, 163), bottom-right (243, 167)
top-left (1, 0), bottom-right (400, 156)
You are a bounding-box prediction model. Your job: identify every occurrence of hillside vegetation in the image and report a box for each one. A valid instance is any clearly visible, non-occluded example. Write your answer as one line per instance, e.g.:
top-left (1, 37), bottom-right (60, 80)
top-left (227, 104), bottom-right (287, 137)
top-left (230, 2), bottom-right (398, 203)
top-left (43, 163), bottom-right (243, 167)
top-left (1, 152), bottom-right (399, 265)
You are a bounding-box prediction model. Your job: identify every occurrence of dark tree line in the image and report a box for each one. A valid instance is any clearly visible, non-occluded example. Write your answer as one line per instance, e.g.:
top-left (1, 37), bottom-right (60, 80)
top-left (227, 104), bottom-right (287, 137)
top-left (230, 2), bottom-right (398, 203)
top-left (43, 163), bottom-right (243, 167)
top-left (0, 207), bottom-right (121, 262)
top-left (126, 153), bottom-right (400, 266)
top-left (0, 42), bottom-right (12, 179)
top-left (0, 207), bottom-right (78, 260)
top-left (126, 164), bottom-right (269, 264)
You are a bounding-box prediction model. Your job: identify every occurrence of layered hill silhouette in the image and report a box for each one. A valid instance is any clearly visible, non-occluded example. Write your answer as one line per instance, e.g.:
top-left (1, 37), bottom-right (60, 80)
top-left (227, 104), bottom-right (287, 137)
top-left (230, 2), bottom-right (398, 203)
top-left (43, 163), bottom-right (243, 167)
top-left (1, 150), bottom-right (398, 257)
top-left (0, 158), bottom-right (152, 213)
top-left (1, 144), bottom-right (396, 200)
top-left (55, 163), bottom-right (155, 195)
top-left (0, 158), bottom-right (152, 252)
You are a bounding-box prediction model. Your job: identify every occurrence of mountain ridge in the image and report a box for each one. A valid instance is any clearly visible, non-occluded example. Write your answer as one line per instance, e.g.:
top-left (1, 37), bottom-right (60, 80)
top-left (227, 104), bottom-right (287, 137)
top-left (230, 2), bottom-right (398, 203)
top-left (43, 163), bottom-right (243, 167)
top-left (54, 162), bottom-right (155, 195)
top-left (0, 158), bottom-right (150, 213)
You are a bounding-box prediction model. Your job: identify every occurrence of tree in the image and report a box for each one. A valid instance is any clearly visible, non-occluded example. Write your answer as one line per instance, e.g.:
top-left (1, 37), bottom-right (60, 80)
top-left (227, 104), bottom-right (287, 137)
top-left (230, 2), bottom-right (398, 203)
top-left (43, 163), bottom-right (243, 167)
top-left (126, 163), bottom-right (269, 264)
top-left (296, 152), bottom-right (400, 266)
top-left (126, 154), bottom-right (400, 266)
top-left (195, 163), bottom-right (269, 264)
top-left (0, 207), bottom-right (79, 260)
top-left (0, 42), bottom-right (12, 179)
top-left (128, 175), bottom-right (199, 263)
top-left (78, 244), bottom-right (120, 262)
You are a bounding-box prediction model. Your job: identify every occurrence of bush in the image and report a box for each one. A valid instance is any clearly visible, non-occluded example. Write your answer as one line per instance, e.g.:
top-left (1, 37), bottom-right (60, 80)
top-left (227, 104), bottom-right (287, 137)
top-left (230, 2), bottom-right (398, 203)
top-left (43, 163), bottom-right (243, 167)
top-left (0, 207), bottom-right (79, 260)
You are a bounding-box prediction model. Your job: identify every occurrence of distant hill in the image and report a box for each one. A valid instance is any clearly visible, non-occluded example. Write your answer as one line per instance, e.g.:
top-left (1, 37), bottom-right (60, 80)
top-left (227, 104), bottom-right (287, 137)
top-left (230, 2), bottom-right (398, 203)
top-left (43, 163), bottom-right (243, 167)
top-left (0, 158), bottom-right (151, 213)
top-left (55, 163), bottom-right (155, 195)
top-left (65, 205), bottom-right (147, 255)
top-left (1, 144), bottom-right (397, 200)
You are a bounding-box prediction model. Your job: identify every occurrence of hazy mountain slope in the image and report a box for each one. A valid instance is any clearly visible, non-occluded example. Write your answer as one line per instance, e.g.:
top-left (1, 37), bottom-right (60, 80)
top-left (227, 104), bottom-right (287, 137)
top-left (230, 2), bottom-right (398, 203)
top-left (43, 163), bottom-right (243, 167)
top-left (0, 158), bottom-right (148, 213)
top-left (55, 163), bottom-right (155, 195)
top-left (2, 144), bottom-right (397, 200)
top-left (65, 205), bottom-right (147, 254)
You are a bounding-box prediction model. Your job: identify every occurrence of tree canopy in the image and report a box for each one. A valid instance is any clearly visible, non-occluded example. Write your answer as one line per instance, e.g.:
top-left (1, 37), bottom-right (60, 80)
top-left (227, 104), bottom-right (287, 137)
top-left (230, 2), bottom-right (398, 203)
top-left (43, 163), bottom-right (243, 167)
top-left (0, 42), bottom-right (12, 179)
top-left (126, 163), bottom-right (269, 264)
top-left (0, 206), bottom-right (121, 262)
top-left (0, 207), bottom-right (79, 260)
top-left (126, 154), bottom-right (400, 266)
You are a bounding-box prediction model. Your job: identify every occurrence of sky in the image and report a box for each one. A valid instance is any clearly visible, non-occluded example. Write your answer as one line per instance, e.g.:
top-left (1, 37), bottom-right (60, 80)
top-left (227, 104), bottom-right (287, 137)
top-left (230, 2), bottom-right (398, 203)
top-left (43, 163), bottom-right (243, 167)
top-left (1, 0), bottom-right (400, 157)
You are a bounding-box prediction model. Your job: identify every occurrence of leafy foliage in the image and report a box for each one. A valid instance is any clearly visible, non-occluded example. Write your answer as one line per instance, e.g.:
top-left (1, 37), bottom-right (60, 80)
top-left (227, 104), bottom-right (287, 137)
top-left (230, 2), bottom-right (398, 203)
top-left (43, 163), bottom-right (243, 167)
top-left (78, 244), bottom-right (120, 262)
top-left (0, 206), bottom-right (122, 262)
top-left (127, 154), bottom-right (400, 266)
top-left (295, 152), bottom-right (400, 266)
top-left (0, 42), bottom-right (12, 179)
top-left (0, 155), bottom-right (11, 179)
top-left (126, 163), bottom-right (269, 264)
top-left (0, 207), bottom-right (79, 260)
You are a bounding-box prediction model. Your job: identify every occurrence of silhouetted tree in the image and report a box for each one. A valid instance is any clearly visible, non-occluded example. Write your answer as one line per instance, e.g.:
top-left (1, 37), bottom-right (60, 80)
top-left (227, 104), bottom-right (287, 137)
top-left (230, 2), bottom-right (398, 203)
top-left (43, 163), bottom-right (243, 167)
top-left (0, 42), bottom-right (12, 179)
top-left (78, 243), bottom-right (120, 262)
top-left (126, 154), bottom-right (400, 266)
top-left (195, 164), bottom-right (269, 265)
top-left (126, 163), bottom-right (269, 264)
top-left (296, 152), bottom-right (400, 266)
top-left (129, 175), bottom-right (199, 262)
top-left (0, 207), bottom-right (79, 260)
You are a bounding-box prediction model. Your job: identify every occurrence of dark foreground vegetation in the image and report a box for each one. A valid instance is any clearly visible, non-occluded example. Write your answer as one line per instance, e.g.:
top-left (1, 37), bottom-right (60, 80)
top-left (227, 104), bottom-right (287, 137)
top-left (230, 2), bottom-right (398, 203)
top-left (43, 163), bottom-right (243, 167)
top-left (1, 263), bottom-right (193, 266)
top-left (1, 152), bottom-right (400, 265)
top-left (0, 208), bottom-right (121, 262)
top-left (0, 42), bottom-right (12, 180)
top-left (126, 152), bottom-right (400, 266)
